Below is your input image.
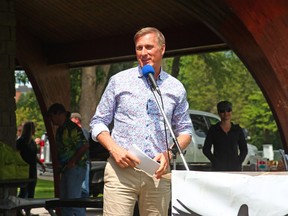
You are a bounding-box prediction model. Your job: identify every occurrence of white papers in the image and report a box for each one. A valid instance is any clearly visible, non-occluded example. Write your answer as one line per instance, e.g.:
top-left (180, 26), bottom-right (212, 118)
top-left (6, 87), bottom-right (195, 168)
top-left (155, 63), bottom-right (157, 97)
top-left (129, 144), bottom-right (160, 176)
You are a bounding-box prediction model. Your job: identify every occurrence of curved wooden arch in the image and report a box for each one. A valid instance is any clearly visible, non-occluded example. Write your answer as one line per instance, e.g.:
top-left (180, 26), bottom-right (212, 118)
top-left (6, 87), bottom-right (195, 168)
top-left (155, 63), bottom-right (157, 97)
top-left (15, 1), bottom-right (288, 155)
top-left (13, 0), bottom-right (288, 198)
top-left (16, 26), bottom-right (70, 197)
top-left (16, 0), bottom-right (288, 153)
top-left (180, 0), bottom-right (288, 151)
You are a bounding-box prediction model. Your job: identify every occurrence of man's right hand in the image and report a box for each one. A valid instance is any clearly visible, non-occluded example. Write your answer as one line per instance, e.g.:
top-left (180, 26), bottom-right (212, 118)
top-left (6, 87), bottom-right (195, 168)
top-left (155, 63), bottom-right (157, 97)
top-left (109, 145), bottom-right (140, 168)
top-left (96, 131), bottom-right (140, 168)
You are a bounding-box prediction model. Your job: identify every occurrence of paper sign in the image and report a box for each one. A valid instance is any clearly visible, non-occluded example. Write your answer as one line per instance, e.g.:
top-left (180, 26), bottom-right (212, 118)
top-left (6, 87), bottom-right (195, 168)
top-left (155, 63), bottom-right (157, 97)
top-left (129, 144), bottom-right (160, 176)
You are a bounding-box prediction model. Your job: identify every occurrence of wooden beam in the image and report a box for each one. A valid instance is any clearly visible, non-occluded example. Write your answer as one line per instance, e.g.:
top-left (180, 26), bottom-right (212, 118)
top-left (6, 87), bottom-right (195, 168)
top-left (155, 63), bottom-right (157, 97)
top-left (179, 0), bottom-right (288, 151)
top-left (45, 25), bottom-right (226, 66)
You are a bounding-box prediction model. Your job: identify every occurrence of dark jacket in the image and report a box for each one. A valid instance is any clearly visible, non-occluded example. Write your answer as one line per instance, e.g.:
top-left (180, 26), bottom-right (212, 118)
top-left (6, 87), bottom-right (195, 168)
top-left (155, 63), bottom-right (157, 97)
top-left (16, 136), bottom-right (38, 179)
top-left (203, 122), bottom-right (248, 171)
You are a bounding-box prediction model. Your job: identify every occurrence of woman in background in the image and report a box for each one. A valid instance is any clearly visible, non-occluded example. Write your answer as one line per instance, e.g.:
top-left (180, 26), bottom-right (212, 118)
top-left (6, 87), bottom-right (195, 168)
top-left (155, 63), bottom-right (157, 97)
top-left (16, 121), bottom-right (46, 216)
top-left (203, 101), bottom-right (248, 171)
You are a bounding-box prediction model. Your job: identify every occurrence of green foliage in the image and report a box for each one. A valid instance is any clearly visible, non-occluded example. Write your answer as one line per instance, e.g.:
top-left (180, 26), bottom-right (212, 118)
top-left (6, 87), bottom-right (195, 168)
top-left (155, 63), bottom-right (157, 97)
top-left (109, 61), bottom-right (136, 78)
top-left (15, 51), bottom-right (281, 150)
top-left (69, 62), bottom-right (135, 112)
top-left (96, 66), bottom-right (108, 85)
top-left (15, 70), bottom-right (30, 86)
top-left (70, 68), bottom-right (82, 111)
top-left (16, 91), bottom-right (45, 139)
top-left (241, 92), bottom-right (281, 149)
top-left (174, 51), bottom-right (281, 149)
top-left (177, 54), bottom-right (219, 113)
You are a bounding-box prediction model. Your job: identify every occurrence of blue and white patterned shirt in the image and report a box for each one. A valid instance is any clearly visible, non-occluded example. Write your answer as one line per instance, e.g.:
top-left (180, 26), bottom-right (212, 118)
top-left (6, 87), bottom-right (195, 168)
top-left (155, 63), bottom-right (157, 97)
top-left (90, 66), bottom-right (193, 159)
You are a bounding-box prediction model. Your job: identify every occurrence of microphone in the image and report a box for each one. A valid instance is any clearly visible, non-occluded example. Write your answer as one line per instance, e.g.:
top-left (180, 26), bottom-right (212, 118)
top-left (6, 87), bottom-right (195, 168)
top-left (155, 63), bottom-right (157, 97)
top-left (142, 65), bottom-right (161, 95)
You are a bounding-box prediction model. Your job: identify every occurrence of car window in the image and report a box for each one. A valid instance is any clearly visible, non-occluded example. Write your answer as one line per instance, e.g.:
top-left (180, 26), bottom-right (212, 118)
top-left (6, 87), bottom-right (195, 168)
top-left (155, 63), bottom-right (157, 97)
top-left (190, 114), bottom-right (208, 137)
top-left (206, 116), bottom-right (220, 127)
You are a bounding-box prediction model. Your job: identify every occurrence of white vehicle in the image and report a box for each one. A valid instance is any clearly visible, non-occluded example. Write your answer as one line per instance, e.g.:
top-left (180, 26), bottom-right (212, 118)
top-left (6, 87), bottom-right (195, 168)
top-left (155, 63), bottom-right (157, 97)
top-left (176, 110), bottom-right (257, 166)
top-left (40, 132), bottom-right (52, 164)
top-left (39, 110), bottom-right (257, 170)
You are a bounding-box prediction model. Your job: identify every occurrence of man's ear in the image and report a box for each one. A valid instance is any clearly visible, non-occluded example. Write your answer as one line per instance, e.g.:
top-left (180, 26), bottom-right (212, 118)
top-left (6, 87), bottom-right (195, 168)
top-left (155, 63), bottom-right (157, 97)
top-left (161, 44), bottom-right (166, 56)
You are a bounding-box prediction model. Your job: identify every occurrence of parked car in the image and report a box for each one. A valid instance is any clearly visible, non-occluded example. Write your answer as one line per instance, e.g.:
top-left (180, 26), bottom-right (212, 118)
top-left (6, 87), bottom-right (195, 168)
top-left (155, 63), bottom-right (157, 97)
top-left (175, 110), bottom-right (258, 167)
top-left (40, 109), bottom-right (258, 195)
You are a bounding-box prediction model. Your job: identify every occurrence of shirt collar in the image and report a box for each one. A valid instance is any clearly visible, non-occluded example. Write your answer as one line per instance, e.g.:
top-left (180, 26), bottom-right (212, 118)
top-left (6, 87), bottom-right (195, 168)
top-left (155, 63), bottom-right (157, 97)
top-left (138, 65), bottom-right (164, 81)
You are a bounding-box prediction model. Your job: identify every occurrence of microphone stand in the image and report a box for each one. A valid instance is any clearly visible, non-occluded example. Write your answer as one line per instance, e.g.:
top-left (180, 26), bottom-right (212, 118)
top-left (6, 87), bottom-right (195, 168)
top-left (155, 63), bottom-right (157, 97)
top-left (151, 90), bottom-right (190, 171)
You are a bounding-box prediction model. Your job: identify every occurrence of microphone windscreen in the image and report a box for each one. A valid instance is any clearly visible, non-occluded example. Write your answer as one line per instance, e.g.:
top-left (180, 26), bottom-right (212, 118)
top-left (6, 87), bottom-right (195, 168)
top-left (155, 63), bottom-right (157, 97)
top-left (142, 65), bottom-right (154, 78)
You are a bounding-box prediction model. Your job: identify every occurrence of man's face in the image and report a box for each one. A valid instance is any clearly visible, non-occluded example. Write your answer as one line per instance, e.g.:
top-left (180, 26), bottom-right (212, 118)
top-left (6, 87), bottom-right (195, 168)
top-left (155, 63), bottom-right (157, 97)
top-left (71, 117), bottom-right (80, 126)
top-left (17, 126), bottom-right (22, 136)
top-left (135, 33), bottom-right (165, 71)
top-left (35, 138), bottom-right (41, 144)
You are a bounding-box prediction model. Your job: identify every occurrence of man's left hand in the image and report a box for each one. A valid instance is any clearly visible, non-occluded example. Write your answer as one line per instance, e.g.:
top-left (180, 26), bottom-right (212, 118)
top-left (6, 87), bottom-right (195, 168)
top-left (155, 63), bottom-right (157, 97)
top-left (154, 151), bottom-right (170, 179)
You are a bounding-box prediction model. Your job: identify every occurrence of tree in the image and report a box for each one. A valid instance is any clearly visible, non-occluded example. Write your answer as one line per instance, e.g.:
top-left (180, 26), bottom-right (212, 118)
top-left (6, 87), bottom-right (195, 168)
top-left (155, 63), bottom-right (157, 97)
top-left (15, 51), bottom-right (281, 150)
top-left (16, 91), bottom-right (45, 139)
top-left (70, 61), bottom-right (134, 130)
top-left (79, 65), bottom-right (110, 130)
top-left (173, 51), bottom-right (280, 149)
top-left (241, 92), bottom-right (281, 149)
top-left (15, 70), bottom-right (30, 86)
top-left (167, 55), bottom-right (219, 112)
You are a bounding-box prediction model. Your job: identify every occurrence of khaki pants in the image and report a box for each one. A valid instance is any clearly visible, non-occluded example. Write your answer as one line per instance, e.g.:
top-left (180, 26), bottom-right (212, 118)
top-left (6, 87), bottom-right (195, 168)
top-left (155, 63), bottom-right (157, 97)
top-left (103, 157), bottom-right (171, 216)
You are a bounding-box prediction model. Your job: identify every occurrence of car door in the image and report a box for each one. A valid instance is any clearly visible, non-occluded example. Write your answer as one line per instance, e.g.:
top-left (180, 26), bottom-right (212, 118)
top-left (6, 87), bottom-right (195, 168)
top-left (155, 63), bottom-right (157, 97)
top-left (189, 114), bottom-right (213, 162)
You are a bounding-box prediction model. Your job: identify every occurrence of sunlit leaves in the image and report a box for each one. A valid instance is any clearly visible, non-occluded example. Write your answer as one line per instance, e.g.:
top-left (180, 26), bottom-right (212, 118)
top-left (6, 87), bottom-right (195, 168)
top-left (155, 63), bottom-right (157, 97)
top-left (16, 91), bottom-right (44, 138)
top-left (173, 51), bottom-right (280, 149)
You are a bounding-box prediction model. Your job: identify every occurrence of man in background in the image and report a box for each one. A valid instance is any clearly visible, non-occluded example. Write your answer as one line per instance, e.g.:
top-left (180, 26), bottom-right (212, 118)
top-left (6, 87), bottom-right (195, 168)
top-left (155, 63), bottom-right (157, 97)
top-left (71, 112), bottom-right (90, 198)
top-left (46, 103), bottom-right (89, 216)
top-left (35, 137), bottom-right (41, 154)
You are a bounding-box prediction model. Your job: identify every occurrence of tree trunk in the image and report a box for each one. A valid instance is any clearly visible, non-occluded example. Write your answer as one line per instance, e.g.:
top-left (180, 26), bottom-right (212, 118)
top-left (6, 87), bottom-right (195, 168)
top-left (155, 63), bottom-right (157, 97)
top-left (171, 56), bottom-right (180, 78)
top-left (79, 65), bottom-right (111, 130)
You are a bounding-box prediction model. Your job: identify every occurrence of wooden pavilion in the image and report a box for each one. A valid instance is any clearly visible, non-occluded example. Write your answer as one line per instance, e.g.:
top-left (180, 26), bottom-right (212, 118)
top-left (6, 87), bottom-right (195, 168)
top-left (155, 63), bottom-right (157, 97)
top-left (1, 0), bottom-right (288, 196)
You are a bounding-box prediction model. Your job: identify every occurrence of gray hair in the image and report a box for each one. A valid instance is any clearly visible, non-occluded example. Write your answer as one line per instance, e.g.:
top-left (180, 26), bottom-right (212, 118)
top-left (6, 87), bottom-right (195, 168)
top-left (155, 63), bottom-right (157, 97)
top-left (134, 27), bottom-right (165, 47)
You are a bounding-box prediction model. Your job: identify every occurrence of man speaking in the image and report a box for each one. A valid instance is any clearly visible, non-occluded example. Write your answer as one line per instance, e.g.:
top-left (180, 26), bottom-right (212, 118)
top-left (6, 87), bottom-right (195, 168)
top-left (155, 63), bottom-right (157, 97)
top-left (90, 27), bottom-right (192, 216)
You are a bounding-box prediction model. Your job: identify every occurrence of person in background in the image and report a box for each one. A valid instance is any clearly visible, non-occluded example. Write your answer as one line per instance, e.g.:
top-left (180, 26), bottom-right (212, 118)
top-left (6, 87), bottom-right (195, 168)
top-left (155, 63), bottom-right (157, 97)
top-left (70, 112), bottom-right (90, 198)
top-left (34, 137), bottom-right (41, 154)
top-left (17, 123), bottom-right (23, 139)
top-left (46, 103), bottom-right (89, 216)
top-left (16, 121), bottom-right (46, 216)
top-left (203, 101), bottom-right (248, 171)
top-left (90, 27), bottom-right (193, 215)
top-left (70, 112), bottom-right (90, 140)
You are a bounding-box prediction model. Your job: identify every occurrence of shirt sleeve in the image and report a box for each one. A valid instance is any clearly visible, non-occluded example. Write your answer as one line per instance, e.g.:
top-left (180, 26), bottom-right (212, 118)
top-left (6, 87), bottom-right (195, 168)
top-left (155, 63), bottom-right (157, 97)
top-left (90, 77), bottom-right (116, 141)
top-left (171, 86), bottom-right (193, 137)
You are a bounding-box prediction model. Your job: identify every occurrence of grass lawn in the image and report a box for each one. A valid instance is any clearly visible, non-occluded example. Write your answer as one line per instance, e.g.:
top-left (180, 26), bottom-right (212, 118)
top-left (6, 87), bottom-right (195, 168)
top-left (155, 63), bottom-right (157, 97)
top-left (34, 178), bottom-right (55, 198)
